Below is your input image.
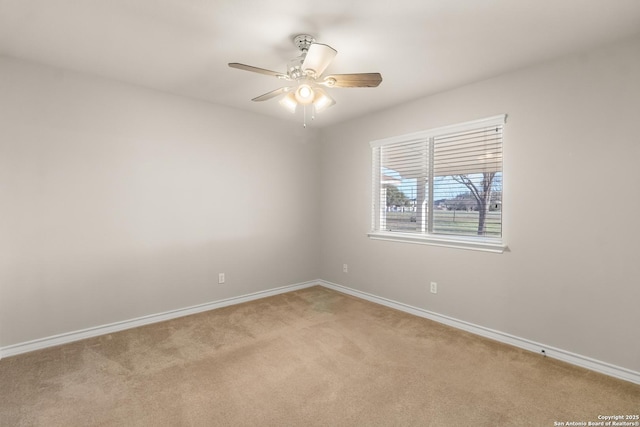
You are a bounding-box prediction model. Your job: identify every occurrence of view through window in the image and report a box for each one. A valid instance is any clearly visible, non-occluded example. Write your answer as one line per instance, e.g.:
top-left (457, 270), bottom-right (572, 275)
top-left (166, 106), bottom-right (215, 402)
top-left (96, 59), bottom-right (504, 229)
top-left (371, 115), bottom-right (505, 246)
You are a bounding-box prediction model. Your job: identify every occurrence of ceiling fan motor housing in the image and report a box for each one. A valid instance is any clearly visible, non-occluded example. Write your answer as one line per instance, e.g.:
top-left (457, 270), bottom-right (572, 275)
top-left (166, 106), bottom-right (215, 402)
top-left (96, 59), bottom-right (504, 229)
top-left (287, 57), bottom-right (305, 80)
top-left (289, 34), bottom-right (316, 79)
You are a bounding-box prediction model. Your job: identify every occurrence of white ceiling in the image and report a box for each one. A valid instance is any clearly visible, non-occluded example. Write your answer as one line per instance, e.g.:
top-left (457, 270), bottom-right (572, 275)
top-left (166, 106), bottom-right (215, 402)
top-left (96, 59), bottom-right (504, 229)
top-left (1, 0), bottom-right (640, 127)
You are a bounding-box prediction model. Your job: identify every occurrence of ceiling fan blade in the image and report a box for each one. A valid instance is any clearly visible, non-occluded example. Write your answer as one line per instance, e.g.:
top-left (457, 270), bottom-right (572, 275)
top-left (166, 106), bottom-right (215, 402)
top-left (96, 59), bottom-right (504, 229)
top-left (301, 43), bottom-right (337, 77)
top-left (322, 73), bottom-right (383, 88)
top-left (251, 87), bottom-right (291, 102)
top-left (229, 63), bottom-right (289, 80)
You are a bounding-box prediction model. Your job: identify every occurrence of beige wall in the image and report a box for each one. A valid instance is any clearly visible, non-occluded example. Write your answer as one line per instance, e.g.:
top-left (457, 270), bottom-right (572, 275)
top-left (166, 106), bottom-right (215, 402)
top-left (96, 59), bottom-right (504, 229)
top-left (318, 36), bottom-right (640, 372)
top-left (0, 57), bottom-right (320, 346)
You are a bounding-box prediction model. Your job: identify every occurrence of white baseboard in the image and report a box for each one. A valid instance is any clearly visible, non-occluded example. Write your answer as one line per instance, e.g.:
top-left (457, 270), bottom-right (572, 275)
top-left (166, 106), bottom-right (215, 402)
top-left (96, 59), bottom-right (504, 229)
top-left (318, 280), bottom-right (640, 385)
top-left (0, 280), bottom-right (318, 359)
top-left (2, 279), bottom-right (638, 385)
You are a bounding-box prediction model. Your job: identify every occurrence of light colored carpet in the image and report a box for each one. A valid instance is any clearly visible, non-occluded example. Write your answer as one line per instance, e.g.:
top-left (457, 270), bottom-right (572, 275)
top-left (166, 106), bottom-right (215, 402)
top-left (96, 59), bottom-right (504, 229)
top-left (1, 286), bottom-right (638, 426)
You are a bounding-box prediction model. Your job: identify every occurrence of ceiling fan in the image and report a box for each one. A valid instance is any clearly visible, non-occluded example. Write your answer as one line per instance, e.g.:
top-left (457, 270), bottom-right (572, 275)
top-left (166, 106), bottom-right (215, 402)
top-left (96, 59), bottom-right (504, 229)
top-left (229, 34), bottom-right (382, 126)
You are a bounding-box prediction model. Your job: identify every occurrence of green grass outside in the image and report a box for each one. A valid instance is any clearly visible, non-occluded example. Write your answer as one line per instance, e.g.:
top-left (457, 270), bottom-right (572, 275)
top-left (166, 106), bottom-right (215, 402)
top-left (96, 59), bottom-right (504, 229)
top-left (384, 210), bottom-right (501, 237)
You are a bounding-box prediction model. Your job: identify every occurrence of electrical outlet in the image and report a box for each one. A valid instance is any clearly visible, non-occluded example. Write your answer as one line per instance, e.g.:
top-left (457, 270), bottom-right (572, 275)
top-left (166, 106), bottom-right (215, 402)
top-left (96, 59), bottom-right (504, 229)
top-left (430, 282), bottom-right (437, 294)
top-left (343, 264), bottom-right (348, 273)
top-left (218, 273), bottom-right (225, 284)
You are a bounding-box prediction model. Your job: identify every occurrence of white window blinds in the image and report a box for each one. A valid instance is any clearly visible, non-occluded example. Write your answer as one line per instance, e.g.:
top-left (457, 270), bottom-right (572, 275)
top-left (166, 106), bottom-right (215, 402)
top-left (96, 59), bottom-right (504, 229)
top-left (370, 115), bottom-right (506, 249)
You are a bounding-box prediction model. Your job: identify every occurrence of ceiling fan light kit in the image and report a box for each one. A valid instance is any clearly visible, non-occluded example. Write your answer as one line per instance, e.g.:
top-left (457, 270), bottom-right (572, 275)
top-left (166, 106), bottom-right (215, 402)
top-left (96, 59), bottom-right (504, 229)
top-left (295, 84), bottom-right (314, 104)
top-left (229, 34), bottom-right (382, 127)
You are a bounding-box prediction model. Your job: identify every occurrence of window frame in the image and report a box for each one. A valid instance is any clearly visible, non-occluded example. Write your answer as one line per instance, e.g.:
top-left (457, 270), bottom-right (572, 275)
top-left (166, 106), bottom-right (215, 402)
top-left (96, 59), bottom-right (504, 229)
top-left (368, 115), bottom-right (507, 253)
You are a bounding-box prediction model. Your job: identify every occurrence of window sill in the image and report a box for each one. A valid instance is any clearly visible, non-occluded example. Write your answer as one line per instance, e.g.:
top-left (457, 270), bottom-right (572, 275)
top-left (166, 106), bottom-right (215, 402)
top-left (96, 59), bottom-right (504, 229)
top-left (367, 231), bottom-right (507, 253)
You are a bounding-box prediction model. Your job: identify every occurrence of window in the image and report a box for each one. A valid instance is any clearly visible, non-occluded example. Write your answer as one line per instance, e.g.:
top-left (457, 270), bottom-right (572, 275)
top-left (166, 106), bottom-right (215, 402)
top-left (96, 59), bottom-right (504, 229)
top-left (369, 115), bottom-right (506, 252)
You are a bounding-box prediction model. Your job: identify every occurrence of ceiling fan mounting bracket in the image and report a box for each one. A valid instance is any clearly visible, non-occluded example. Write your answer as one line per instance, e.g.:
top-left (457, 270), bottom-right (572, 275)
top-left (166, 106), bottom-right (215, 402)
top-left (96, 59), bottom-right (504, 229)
top-left (293, 34), bottom-right (315, 52)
